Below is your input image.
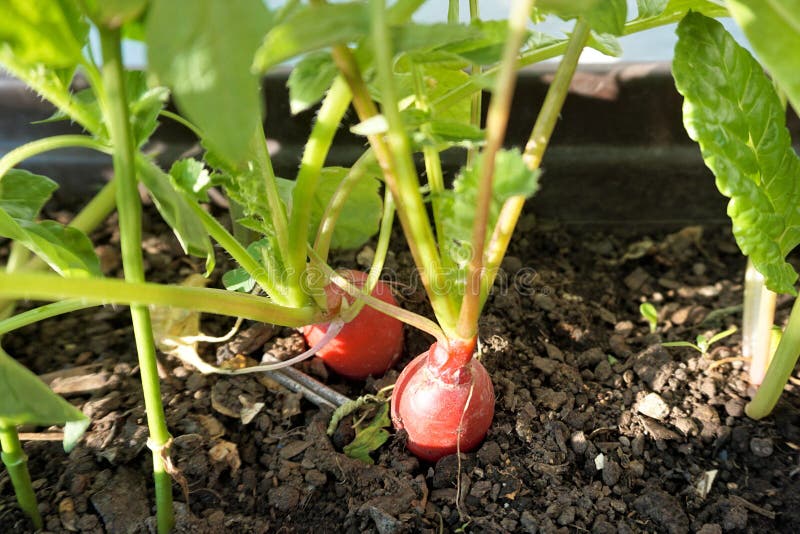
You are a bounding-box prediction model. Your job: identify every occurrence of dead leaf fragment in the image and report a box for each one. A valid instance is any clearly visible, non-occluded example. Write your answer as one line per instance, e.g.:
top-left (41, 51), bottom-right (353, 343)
top-left (238, 394), bottom-right (265, 424)
top-left (59, 497), bottom-right (78, 531)
top-left (197, 414), bottom-right (226, 439)
top-left (209, 440), bottom-right (241, 474)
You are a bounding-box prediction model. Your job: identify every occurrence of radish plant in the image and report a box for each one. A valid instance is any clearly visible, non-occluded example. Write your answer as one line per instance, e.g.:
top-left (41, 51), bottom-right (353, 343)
top-left (672, 8), bottom-right (800, 418)
top-left (0, 0), bottom-right (734, 529)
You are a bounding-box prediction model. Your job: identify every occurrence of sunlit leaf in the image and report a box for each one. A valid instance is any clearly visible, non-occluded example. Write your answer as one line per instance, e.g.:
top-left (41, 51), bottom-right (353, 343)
top-left (147, 0), bottom-right (271, 166)
top-left (727, 0), bottom-right (800, 116)
top-left (673, 12), bottom-right (800, 294)
top-left (0, 349), bottom-right (89, 452)
top-left (137, 157), bottom-right (215, 273)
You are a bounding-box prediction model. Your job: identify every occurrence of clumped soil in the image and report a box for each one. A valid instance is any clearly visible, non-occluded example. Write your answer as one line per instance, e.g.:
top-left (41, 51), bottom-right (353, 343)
top-left (1, 205), bottom-right (800, 533)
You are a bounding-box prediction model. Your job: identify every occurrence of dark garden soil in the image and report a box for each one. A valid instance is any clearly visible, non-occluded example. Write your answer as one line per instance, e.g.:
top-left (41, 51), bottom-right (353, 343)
top-left (2, 204), bottom-right (800, 534)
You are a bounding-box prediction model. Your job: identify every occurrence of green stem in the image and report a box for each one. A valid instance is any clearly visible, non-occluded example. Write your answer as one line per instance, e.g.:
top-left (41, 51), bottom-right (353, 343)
top-left (308, 247), bottom-right (444, 342)
top-left (410, 65), bottom-right (449, 271)
top-left (99, 28), bottom-right (173, 533)
top-left (456, 0), bottom-right (535, 341)
top-left (747, 296), bottom-right (800, 419)
top-left (0, 271), bottom-right (323, 326)
top-left (287, 76), bottom-right (353, 299)
top-left (0, 299), bottom-right (93, 336)
top-left (69, 179), bottom-right (118, 233)
top-left (228, 200), bottom-right (256, 247)
top-left (341, 187), bottom-right (396, 322)
top-left (159, 109), bottom-right (204, 139)
top-left (742, 259), bottom-right (777, 385)
top-left (367, 0), bottom-right (458, 335)
top-left (467, 0), bottom-right (482, 167)
top-left (251, 123), bottom-right (300, 304)
top-left (448, 0), bottom-right (459, 21)
top-left (481, 19), bottom-right (590, 303)
top-left (0, 424), bottom-right (42, 529)
top-left (0, 135), bottom-right (110, 180)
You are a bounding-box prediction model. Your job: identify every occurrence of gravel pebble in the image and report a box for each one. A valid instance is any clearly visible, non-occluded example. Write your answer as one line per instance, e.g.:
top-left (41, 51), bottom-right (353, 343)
top-left (750, 437), bottom-right (774, 457)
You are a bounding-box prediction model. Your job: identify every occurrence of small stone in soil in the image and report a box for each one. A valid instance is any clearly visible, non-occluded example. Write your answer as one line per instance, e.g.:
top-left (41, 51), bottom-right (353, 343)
top-left (602, 459), bottom-right (622, 487)
top-left (90, 468), bottom-right (149, 533)
top-left (364, 505), bottom-right (402, 534)
top-left (636, 392), bottom-right (670, 420)
top-left (570, 431), bottom-right (588, 455)
top-left (750, 437), bottom-right (774, 457)
top-left (724, 398), bottom-right (744, 417)
top-left (632, 345), bottom-right (671, 390)
top-left (537, 387), bottom-right (568, 410)
top-left (633, 489), bottom-right (689, 534)
top-left (477, 441), bottom-right (502, 465)
top-left (268, 485), bottom-right (301, 511)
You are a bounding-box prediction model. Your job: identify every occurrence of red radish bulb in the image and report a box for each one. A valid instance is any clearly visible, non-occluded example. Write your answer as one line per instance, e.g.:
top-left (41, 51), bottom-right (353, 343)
top-left (391, 339), bottom-right (495, 462)
top-left (303, 269), bottom-right (403, 380)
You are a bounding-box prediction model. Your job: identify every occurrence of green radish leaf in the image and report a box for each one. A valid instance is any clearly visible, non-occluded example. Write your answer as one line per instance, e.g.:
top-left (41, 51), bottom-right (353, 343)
top-left (727, 0), bottom-right (800, 116)
top-left (81, 0), bottom-right (146, 29)
top-left (35, 71), bottom-right (168, 146)
top-left (441, 150), bottom-right (540, 295)
top-left (0, 0), bottom-right (88, 68)
top-left (126, 72), bottom-right (170, 148)
top-left (636, 0), bottom-right (669, 18)
top-left (536, 0), bottom-right (627, 35)
top-left (392, 22), bottom-right (482, 55)
top-left (0, 170), bottom-right (100, 277)
top-left (588, 32), bottom-right (622, 57)
top-left (0, 169), bottom-right (58, 221)
top-left (15, 220), bottom-right (101, 277)
top-left (658, 0), bottom-right (728, 19)
top-left (253, 2), bottom-right (368, 73)
top-left (137, 157), bottom-right (215, 273)
top-left (222, 267), bottom-right (256, 293)
top-left (421, 119), bottom-right (485, 148)
top-left (287, 52), bottom-right (338, 115)
top-left (343, 403), bottom-right (391, 465)
top-left (673, 12), bottom-right (800, 295)
top-left (168, 157), bottom-right (212, 202)
top-left (439, 20), bottom-right (528, 66)
top-left (310, 167), bottom-right (383, 251)
top-left (221, 238), bottom-right (280, 293)
top-left (0, 349), bottom-right (89, 452)
top-left (147, 0), bottom-right (271, 167)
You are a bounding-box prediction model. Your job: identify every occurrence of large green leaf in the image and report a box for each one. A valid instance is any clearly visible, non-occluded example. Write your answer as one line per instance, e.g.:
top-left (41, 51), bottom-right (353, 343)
top-left (287, 52), bottom-right (338, 115)
top-left (0, 170), bottom-right (100, 277)
top-left (673, 12), bottom-right (800, 295)
top-left (537, 0), bottom-right (627, 35)
top-left (0, 169), bottom-right (58, 221)
top-left (37, 71), bottom-right (168, 144)
top-left (146, 0), bottom-right (271, 166)
top-left (136, 157), bottom-right (215, 274)
top-left (0, 0), bottom-right (88, 68)
top-left (253, 2), bottom-right (368, 72)
top-left (440, 150), bottom-right (540, 295)
top-left (636, 0), bottom-right (668, 18)
top-left (727, 0), bottom-right (800, 117)
top-left (0, 349), bottom-right (89, 452)
top-left (81, 0), bottom-right (146, 29)
top-left (310, 167), bottom-right (383, 250)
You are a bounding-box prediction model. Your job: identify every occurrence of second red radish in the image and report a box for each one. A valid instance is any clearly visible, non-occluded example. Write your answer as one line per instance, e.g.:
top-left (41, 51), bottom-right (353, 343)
top-left (303, 269), bottom-right (403, 379)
